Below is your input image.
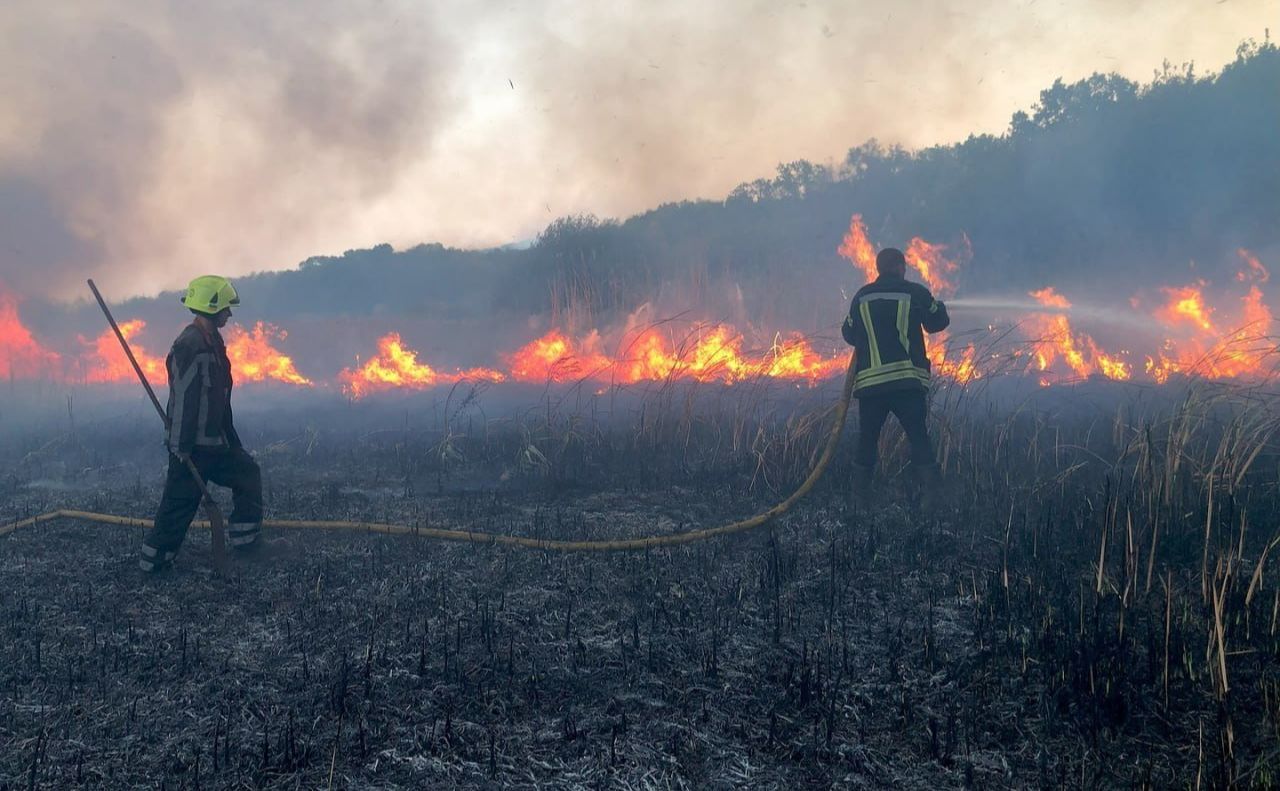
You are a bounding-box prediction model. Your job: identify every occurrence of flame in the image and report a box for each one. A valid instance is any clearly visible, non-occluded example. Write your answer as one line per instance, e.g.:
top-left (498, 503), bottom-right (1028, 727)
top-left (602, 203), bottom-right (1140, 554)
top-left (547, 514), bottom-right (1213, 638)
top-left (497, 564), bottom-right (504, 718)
top-left (929, 334), bottom-right (979, 384)
top-left (1237, 248), bottom-right (1270, 283)
top-left (78, 320), bottom-right (166, 384)
top-left (2, 245), bottom-right (1275, 392)
top-left (905, 235), bottom-right (968, 298)
top-left (838, 214), bottom-right (968, 297)
top-left (638, 326), bottom-right (753, 384)
top-left (664, 327), bottom-right (844, 384)
top-left (614, 328), bottom-right (683, 383)
top-left (671, 326), bottom-right (748, 383)
top-left (339, 333), bottom-right (505, 398)
top-left (1033, 315), bottom-right (1089, 377)
top-left (837, 214), bottom-right (879, 282)
top-left (1028, 286), bottom-right (1071, 310)
top-left (1146, 280), bottom-right (1275, 382)
top-left (507, 325), bottom-right (846, 386)
top-left (508, 329), bottom-right (614, 383)
top-left (761, 333), bottom-right (848, 381)
top-left (0, 288), bottom-right (61, 379)
top-left (77, 321), bottom-right (311, 387)
top-left (1144, 352), bottom-right (1178, 385)
top-left (1156, 283), bottom-right (1215, 332)
top-left (1092, 344), bottom-right (1133, 381)
top-left (225, 322), bottom-right (312, 385)
top-left (1026, 287), bottom-right (1131, 381)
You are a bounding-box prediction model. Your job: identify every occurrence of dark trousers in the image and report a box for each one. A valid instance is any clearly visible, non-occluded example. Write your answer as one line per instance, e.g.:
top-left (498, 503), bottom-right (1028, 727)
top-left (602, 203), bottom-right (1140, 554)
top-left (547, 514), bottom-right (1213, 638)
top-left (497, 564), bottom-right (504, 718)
top-left (855, 389), bottom-right (936, 470)
top-left (146, 447), bottom-right (262, 555)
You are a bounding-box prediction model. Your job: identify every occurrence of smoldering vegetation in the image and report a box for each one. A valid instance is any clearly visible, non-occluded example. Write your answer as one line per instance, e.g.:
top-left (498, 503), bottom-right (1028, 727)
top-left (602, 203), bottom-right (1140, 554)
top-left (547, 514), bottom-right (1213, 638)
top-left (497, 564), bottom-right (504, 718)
top-left (3, 372), bottom-right (1280, 788)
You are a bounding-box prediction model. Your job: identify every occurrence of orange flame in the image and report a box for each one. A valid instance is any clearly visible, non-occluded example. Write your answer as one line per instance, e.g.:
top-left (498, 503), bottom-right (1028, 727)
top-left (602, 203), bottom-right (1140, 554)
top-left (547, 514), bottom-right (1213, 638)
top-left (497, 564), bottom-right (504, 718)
top-left (79, 320), bottom-right (166, 384)
top-left (3, 248), bottom-right (1274, 392)
top-left (628, 326), bottom-right (846, 384)
top-left (1237, 248), bottom-right (1270, 283)
top-left (1156, 283), bottom-right (1215, 332)
top-left (1092, 343), bottom-right (1133, 381)
top-left (838, 214), bottom-right (968, 297)
top-left (1028, 286), bottom-right (1071, 310)
top-left (1146, 276), bottom-right (1275, 382)
top-left (837, 214), bottom-right (878, 282)
top-left (929, 334), bottom-right (979, 384)
top-left (1027, 287), bottom-right (1131, 381)
top-left (761, 333), bottom-right (848, 381)
top-left (508, 329), bottom-right (614, 383)
top-left (614, 329), bottom-right (683, 383)
top-left (340, 333), bottom-right (505, 398)
top-left (0, 288), bottom-right (61, 379)
top-left (508, 326), bottom-right (846, 386)
top-left (905, 235), bottom-right (968, 297)
top-left (624, 321), bottom-right (752, 381)
top-left (225, 322), bottom-right (313, 385)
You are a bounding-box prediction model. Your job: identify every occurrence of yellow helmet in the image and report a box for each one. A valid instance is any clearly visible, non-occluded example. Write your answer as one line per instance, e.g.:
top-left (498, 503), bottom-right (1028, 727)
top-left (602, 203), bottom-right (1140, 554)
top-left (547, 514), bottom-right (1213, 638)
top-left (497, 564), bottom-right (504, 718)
top-left (181, 275), bottom-right (240, 315)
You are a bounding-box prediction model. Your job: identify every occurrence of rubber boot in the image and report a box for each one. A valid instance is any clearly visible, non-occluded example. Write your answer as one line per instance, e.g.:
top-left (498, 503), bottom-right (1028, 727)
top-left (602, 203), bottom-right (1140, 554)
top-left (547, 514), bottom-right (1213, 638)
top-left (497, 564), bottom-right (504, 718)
top-left (848, 464), bottom-right (875, 511)
top-left (911, 463), bottom-right (943, 511)
top-left (139, 543), bottom-right (177, 573)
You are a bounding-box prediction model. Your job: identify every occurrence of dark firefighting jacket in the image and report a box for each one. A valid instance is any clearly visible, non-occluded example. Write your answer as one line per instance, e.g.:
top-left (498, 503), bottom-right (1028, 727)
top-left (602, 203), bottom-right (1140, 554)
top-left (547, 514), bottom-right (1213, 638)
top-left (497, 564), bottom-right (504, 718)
top-left (164, 322), bottom-right (241, 454)
top-left (841, 274), bottom-right (950, 397)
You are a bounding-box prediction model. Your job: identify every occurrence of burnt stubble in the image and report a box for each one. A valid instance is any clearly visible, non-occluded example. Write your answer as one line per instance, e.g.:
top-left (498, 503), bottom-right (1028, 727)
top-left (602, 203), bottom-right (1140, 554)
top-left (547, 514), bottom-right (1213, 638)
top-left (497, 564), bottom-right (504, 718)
top-left (2, 379), bottom-right (1278, 788)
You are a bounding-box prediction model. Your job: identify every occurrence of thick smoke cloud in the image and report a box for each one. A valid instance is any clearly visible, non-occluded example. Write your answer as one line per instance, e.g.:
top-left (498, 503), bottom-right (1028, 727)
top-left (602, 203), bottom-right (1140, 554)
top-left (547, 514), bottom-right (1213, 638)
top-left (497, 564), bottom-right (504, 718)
top-left (0, 0), bottom-right (1268, 300)
top-left (0, 1), bottom-right (456, 299)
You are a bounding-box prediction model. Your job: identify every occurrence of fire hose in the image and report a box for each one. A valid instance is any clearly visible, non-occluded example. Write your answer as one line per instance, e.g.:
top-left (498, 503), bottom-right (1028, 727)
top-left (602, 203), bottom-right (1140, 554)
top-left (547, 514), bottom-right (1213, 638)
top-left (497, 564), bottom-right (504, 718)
top-left (1, 354), bottom-right (856, 554)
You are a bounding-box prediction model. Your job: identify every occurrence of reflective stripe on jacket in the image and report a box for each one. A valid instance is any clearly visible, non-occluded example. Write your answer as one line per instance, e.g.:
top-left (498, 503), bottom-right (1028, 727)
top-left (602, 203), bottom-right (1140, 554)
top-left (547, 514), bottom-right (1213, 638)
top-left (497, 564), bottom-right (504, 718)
top-left (165, 323), bottom-right (241, 454)
top-left (841, 275), bottom-right (950, 397)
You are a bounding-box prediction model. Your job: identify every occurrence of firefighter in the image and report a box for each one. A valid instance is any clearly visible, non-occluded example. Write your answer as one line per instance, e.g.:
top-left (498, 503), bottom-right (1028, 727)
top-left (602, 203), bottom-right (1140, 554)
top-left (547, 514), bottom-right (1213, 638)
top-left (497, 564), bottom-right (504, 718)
top-left (841, 247), bottom-right (950, 505)
top-left (139, 275), bottom-right (263, 572)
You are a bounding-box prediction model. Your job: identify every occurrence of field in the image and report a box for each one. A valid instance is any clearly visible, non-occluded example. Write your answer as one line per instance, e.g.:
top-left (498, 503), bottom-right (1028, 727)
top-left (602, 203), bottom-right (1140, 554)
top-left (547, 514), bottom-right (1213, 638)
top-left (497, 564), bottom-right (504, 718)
top-left (2, 375), bottom-right (1280, 789)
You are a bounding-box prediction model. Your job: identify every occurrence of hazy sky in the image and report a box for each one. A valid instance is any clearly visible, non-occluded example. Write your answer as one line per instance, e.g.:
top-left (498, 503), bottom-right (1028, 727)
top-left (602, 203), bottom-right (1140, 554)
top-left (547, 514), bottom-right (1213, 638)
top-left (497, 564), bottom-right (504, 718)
top-left (0, 0), bottom-right (1272, 300)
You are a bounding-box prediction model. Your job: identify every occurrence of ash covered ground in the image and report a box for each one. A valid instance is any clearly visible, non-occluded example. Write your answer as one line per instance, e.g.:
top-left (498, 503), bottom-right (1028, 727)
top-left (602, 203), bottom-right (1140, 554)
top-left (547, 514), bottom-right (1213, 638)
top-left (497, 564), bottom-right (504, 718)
top-left (2, 380), bottom-right (1279, 789)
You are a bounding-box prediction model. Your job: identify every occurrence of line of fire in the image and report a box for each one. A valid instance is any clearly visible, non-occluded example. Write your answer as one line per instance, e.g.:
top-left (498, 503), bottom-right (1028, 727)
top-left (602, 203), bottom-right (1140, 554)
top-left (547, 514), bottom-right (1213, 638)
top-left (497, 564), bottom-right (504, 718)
top-left (3, 217), bottom-right (1273, 394)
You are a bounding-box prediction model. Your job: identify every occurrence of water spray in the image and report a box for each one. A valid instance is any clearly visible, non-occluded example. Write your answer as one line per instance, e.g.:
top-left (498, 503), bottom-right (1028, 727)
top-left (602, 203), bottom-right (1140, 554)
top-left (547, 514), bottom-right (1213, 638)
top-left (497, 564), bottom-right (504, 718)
top-left (946, 295), bottom-right (1148, 329)
top-left (946, 297), bottom-right (1066, 313)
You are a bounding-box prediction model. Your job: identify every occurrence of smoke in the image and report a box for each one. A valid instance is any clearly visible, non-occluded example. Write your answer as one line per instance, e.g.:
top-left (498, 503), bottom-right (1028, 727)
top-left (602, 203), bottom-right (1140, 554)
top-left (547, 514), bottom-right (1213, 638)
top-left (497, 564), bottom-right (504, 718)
top-left (0, 0), bottom-right (1269, 301)
top-left (0, 1), bottom-right (458, 300)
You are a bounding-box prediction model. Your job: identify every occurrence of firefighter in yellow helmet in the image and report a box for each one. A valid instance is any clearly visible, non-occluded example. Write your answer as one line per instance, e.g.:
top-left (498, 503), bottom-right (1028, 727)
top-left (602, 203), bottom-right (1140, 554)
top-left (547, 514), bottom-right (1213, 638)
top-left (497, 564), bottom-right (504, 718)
top-left (139, 276), bottom-right (263, 572)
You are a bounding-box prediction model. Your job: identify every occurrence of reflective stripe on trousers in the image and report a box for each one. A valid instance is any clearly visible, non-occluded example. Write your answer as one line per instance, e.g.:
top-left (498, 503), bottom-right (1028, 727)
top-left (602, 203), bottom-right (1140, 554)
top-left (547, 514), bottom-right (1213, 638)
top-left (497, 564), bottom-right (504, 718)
top-left (228, 522), bottom-right (261, 547)
top-left (139, 542), bottom-right (177, 572)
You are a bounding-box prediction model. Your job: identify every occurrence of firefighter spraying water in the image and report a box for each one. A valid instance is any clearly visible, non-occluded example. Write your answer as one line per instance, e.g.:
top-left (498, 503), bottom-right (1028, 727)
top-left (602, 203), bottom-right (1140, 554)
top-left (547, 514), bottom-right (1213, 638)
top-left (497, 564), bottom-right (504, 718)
top-left (841, 247), bottom-right (950, 508)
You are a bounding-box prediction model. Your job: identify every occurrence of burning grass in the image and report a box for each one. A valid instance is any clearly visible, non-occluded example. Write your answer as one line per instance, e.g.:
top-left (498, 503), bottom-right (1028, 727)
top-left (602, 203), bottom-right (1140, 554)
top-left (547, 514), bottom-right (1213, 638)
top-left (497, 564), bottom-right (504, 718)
top-left (2, 232), bottom-right (1276, 397)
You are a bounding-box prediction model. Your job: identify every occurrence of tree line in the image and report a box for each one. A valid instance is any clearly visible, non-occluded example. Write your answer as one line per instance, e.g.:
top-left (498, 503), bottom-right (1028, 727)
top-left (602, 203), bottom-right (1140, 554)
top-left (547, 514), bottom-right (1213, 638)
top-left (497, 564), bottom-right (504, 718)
top-left (120, 38), bottom-right (1277, 337)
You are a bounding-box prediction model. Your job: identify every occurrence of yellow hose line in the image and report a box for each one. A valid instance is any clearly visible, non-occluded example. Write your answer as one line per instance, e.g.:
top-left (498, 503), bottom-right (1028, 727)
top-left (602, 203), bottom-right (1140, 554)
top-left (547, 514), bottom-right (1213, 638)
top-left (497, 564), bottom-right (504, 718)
top-left (1, 356), bottom-right (856, 552)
